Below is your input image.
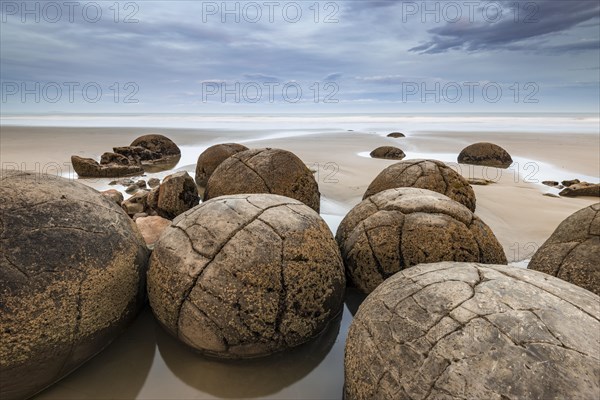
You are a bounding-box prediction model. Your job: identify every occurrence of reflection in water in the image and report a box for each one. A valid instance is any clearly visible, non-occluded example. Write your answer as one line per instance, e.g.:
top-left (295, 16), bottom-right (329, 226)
top-left (141, 154), bottom-right (182, 173)
top-left (156, 309), bottom-right (342, 398)
top-left (35, 308), bottom-right (156, 400)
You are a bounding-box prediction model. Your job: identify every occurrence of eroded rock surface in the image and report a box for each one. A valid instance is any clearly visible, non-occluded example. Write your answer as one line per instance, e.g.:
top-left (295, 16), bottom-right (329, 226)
top-left (345, 262), bottom-right (600, 400)
top-left (529, 203), bottom-right (600, 295)
top-left (363, 159), bottom-right (476, 212)
top-left (147, 194), bottom-right (345, 358)
top-left (204, 148), bottom-right (321, 212)
top-left (0, 171), bottom-right (149, 400)
top-left (336, 188), bottom-right (506, 293)
top-left (370, 146), bottom-right (406, 160)
top-left (195, 143), bottom-right (249, 188)
top-left (457, 142), bottom-right (513, 169)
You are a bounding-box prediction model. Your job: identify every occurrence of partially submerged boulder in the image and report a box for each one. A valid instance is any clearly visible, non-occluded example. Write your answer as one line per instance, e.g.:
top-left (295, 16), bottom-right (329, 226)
top-left (0, 171), bottom-right (148, 400)
top-left (387, 132), bottom-right (405, 138)
top-left (71, 155), bottom-right (143, 178)
top-left (336, 188), bottom-right (506, 293)
top-left (345, 262), bottom-right (600, 400)
top-left (205, 148), bottom-right (321, 212)
top-left (457, 142), bottom-right (513, 169)
top-left (559, 182), bottom-right (600, 198)
top-left (147, 194), bottom-right (345, 359)
top-left (529, 203), bottom-right (600, 295)
top-left (369, 146), bottom-right (405, 160)
top-left (363, 159), bottom-right (476, 212)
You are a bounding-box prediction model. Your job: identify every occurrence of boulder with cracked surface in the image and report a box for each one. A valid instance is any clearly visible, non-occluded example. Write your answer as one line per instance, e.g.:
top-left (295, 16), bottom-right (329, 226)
top-left (336, 188), bottom-right (506, 294)
top-left (344, 261), bottom-right (600, 400)
top-left (529, 203), bottom-right (600, 295)
top-left (0, 171), bottom-right (149, 400)
top-left (204, 148), bottom-right (320, 212)
top-left (147, 194), bottom-right (345, 358)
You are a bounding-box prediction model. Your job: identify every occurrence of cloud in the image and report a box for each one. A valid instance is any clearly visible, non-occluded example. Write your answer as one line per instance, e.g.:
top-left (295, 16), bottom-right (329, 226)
top-left (324, 72), bottom-right (343, 81)
top-left (410, 0), bottom-right (600, 54)
top-left (242, 73), bottom-right (280, 82)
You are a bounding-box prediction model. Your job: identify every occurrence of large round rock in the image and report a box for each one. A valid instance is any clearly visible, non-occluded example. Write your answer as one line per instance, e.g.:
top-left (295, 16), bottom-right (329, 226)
top-left (345, 262), bottom-right (600, 400)
top-left (195, 143), bottom-right (249, 188)
top-left (363, 159), bottom-right (476, 212)
top-left (147, 194), bottom-right (345, 358)
top-left (204, 148), bottom-right (321, 212)
top-left (337, 188), bottom-right (506, 293)
top-left (0, 171), bottom-right (149, 400)
top-left (130, 134), bottom-right (181, 157)
top-left (529, 203), bottom-right (599, 295)
top-left (457, 142), bottom-right (513, 168)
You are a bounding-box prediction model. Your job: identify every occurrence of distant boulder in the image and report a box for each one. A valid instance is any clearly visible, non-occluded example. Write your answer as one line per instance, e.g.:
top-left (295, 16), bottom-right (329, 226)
top-left (369, 146), bottom-right (406, 160)
top-left (457, 142), bottom-right (513, 169)
top-left (559, 182), bottom-right (600, 198)
top-left (387, 132), bottom-right (405, 138)
top-left (562, 179), bottom-right (581, 187)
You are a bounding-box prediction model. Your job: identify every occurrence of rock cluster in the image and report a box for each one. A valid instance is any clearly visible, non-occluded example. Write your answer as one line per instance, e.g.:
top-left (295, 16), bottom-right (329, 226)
top-left (71, 134), bottom-right (181, 178)
top-left (147, 194), bottom-right (345, 358)
top-left (345, 262), bottom-right (600, 400)
top-left (336, 188), bottom-right (506, 293)
top-left (0, 171), bottom-right (149, 400)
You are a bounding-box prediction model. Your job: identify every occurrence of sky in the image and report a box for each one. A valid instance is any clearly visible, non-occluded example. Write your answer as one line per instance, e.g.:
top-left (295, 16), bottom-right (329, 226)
top-left (1, 0), bottom-right (599, 113)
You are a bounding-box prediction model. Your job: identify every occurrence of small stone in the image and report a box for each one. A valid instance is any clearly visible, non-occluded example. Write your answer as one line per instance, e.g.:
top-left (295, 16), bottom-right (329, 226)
top-left (148, 178), bottom-right (160, 188)
top-left (136, 180), bottom-right (147, 188)
top-left (542, 180), bottom-right (560, 187)
top-left (101, 189), bottom-right (124, 205)
top-left (543, 193), bottom-right (560, 198)
top-left (125, 184), bottom-right (140, 194)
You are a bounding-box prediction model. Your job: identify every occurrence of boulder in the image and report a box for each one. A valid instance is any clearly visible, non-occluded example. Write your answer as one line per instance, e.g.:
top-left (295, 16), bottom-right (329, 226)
top-left (147, 194), bottom-right (345, 359)
top-left (559, 182), bottom-right (600, 197)
top-left (148, 171), bottom-right (199, 219)
top-left (457, 142), bottom-right (513, 168)
top-left (148, 178), bottom-right (160, 188)
top-left (112, 146), bottom-right (155, 162)
top-left (71, 155), bottom-right (143, 178)
top-left (369, 146), bottom-right (406, 160)
top-left (125, 184), bottom-right (140, 194)
top-left (204, 148), bottom-right (321, 212)
top-left (344, 262), bottom-right (600, 400)
top-left (0, 171), bottom-right (148, 400)
top-left (100, 152), bottom-right (132, 166)
top-left (136, 180), bottom-right (147, 189)
top-left (529, 203), bottom-right (600, 295)
top-left (135, 216), bottom-right (171, 247)
top-left (562, 179), bottom-right (580, 187)
top-left (195, 143), bottom-right (249, 188)
top-left (101, 189), bottom-right (124, 205)
top-left (130, 134), bottom-right (180, 157)
top-left (387, 132), bottom-right (405, 138)
top-left (542, 180), bottom-right (560, 187)
top-left (336, 188), bottom-right (506, 293)
top-left (363, 159), bottom-right (476, 212)
top-left (121, 190), bottom-right (150, 217)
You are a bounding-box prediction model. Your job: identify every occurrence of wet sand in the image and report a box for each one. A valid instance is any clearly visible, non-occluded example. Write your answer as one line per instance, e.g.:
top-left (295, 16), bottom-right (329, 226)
top-left (1, 124), bottom-right (599, 399)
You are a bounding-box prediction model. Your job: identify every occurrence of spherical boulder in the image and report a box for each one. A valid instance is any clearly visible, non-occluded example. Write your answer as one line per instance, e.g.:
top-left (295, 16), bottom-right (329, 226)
top-left (130, 134), bottom-right (181, 157)
top-left (529, 203), bottom-right (599, 295)
top-left (457, 142), bottom-right (513, 169)
top-left (337, 188), bottom-right (506, 293)
top-left (363, 159), bottom-right (476, 212)
top-left (369, 146), bottom-right (405, 160)
top-left (147, 194), bottom-right (345, 359)
top-left (0, 171), bottom-right (149, 400)
top-left (387, 132), bottom-right (405, 138)
top-left (195, 143), bottom-right (249, 188)
top-left (345, 262), bottom-right (600, 400)
top-left (204, 148), bottom-right (321, 212)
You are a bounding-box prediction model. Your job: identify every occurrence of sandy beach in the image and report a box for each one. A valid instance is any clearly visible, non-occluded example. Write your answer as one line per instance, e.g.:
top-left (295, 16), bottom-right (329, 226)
top-left (1, 118), bottom-right (599, 399)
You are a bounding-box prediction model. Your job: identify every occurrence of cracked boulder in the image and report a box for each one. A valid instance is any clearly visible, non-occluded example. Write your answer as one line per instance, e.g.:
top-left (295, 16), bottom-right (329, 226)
top-left (529, 203), bottom-right (600, 295)
top-left (195, 143), bottom-right (249, 188)
top-left (345, 261), bottom-right (600, 400)
top-left (457, 142), bottom-right (513, 169)
top-left (336, 188), bottom-right (506, 294)
top-left (147, 171), bottom-right (199, 219)
top-left (204, 148), bottom-right (321, 212)
top-left (0, 171), bottom-right (149, 400)
top-left (147, 194), bottom-right (345, 358)
top-left (363, 159), bottom-right (476, 212)
top-left (71, 155), bottom-right (143, 178)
